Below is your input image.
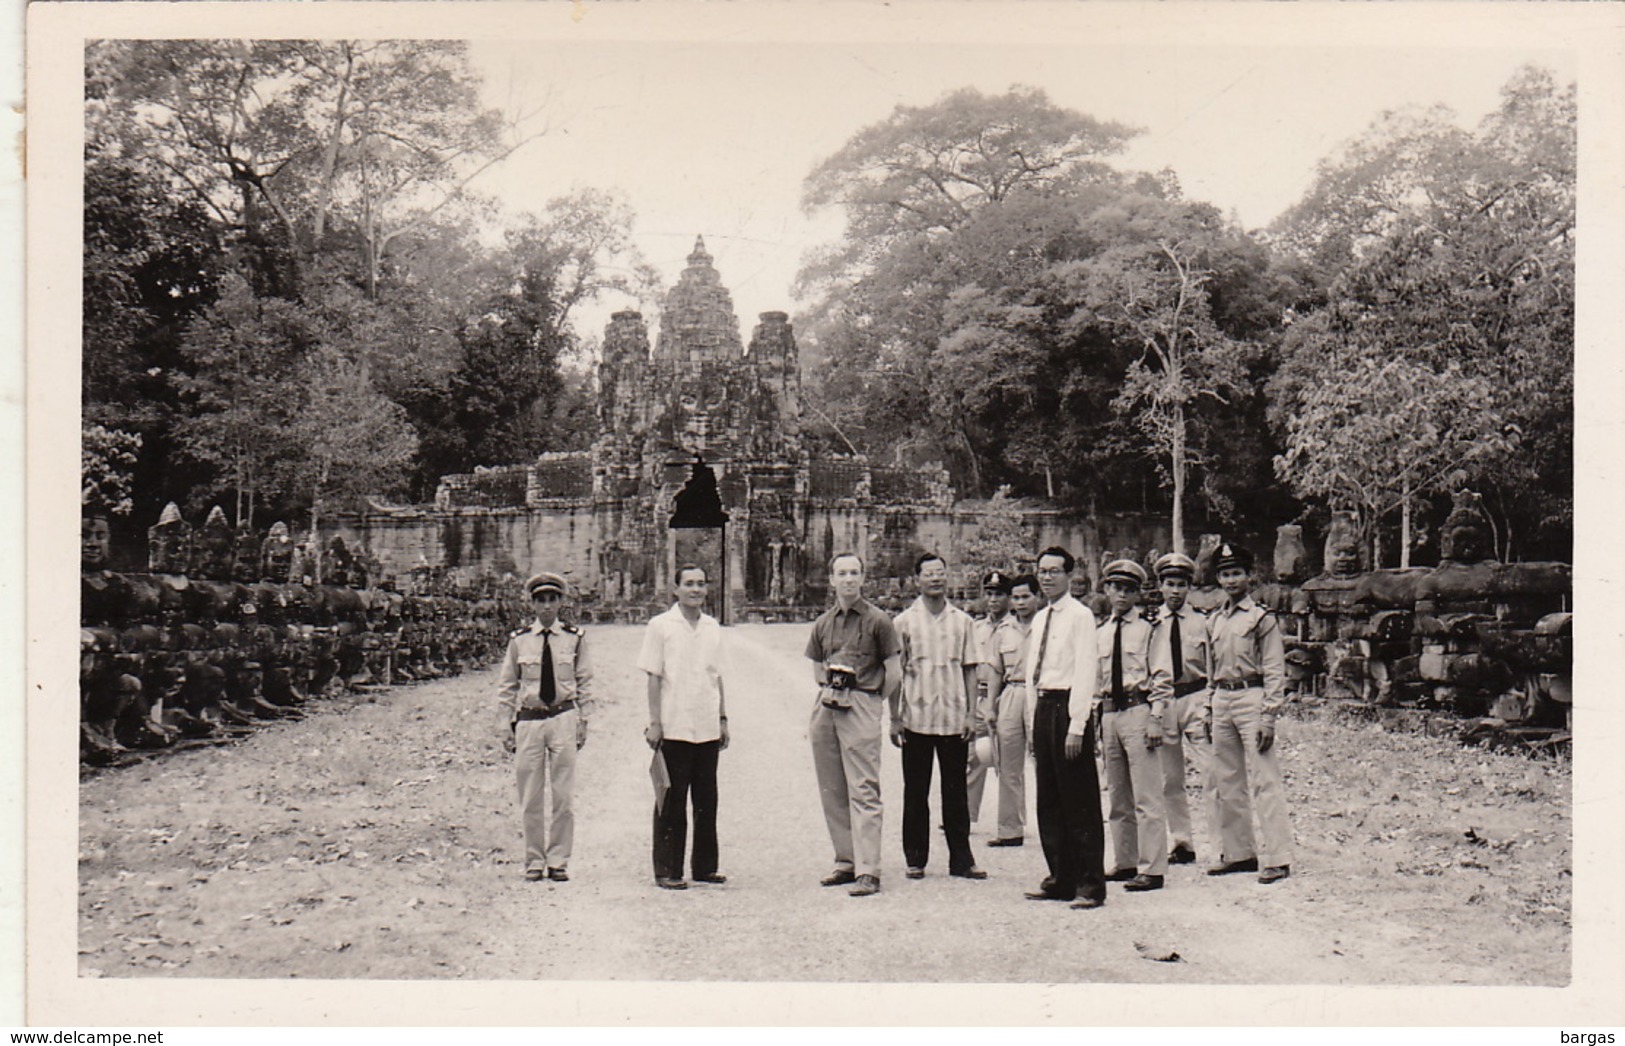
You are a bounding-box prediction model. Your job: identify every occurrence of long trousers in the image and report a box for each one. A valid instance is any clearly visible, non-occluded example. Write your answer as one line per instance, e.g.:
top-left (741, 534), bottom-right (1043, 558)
top-left (1032, 691), bottom-right (1106, 902)
top-left (901, 730), bottom-right (975, 873)
top-left (514, 710), bottom-right (579, 871)
top-left (990, 683), bottom-right (1029, 839)
top-left (1159, 690), bottom-right (1211, 853)
top-left (652, 738), bottom-right (721, 880)
top-left (1101, 704), bottom-right (1168, 876)
top-left (809, 691), bottom-right (884, 878)
top-left (1208, 687), bottom-right (1295, 868)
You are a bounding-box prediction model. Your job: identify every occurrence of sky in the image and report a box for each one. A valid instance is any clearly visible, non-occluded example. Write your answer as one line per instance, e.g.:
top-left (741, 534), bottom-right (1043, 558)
top-left (464, 32), bottom-right (1575, 341)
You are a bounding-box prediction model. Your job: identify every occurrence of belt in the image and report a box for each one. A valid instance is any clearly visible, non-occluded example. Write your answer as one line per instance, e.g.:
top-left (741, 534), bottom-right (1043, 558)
top-left (1213, 676), bottom-right (1263, 691)
top-left (1101, 689), bottom-right (1150, 713)
top-left (516, 700), bottom-right (578, 721)
top-left (1038, 688), bottom-right (1070, 699)
top-left (1172, 678), bottom-right (1208, 697)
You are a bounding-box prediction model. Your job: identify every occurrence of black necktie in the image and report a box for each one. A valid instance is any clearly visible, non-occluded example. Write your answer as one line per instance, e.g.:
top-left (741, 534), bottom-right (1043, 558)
top-left (1033, 606), bottom-right (1055, 686)
top-left (1170, 613), bottom-right (1183, 683)
top-left (541, 631), bottom-right (557, 706)
top-left (1111, 617), bottom-right (1124, 700)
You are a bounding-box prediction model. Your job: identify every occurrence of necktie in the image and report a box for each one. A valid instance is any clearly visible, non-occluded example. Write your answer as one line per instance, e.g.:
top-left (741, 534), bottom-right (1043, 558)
top-left (541, 631), bottom-right (557, 706)
top-left (1032, 605), bottom-right (1055, 688)
top-left (1169, 612), bottom-right (1184, 683)
top-left (1111, 617), bottom-right (1124, 700)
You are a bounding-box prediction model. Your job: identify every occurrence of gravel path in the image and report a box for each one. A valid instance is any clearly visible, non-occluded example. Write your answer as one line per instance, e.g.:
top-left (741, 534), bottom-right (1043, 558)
top-left (78, 623), bottom-right (1571, 984)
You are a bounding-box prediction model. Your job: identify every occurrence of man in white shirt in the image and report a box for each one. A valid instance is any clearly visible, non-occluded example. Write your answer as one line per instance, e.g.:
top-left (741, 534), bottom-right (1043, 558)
top-left (1023, 546), bottom-right (1106, 909)
top-left (638, 564), bottom-right (730, 891)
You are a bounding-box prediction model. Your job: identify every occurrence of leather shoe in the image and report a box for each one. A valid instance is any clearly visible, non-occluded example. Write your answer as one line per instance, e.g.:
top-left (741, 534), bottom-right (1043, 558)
top-left (1123, 874), bottom-right (1164, 892)
top-left (848, 874), bottom-right (881, 897)
top-left (523, 868), bottom-right (547, 882)
top-left (1206, 857), bottom-right (1259, 876)
top-left (1024, 887), bottom-right (1075, 902)
top-left (1257, 865), bottom-right (1292, 885)
top-left (1069, 897), bottom-right (1105, 910)
top-left (655, 877), bottom-right (688, 890)
top-left (950, 866), bottom-right (988, 880)
top-left (1104, 867), bottom-right (1138, 882)
top-left (987, 837), bottom-right (1024, 847)
top-left (820, 870), bottom-right (858, 887)
top-left (1169, 845), bottom-right (1197, 865)
top-left (905, 866), bottom-right (925, 879)
top-left (692, 873), bottom-right (728, 884)
top-left (547, 867), bottom-right (570, 882)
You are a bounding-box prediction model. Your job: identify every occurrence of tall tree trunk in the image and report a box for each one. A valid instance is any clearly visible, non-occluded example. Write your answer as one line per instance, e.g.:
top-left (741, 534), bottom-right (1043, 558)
top-left (1171, 402), bottom-right (1186, 554)
top-left (1400, 480), bottom-right (1412, 569)
top-left (311, 45), bottom-right (354, 249)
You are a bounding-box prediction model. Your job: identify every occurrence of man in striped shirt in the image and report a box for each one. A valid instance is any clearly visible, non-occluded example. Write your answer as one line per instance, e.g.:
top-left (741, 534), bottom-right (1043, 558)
top-left (891, 553), bottom-right (988, 881)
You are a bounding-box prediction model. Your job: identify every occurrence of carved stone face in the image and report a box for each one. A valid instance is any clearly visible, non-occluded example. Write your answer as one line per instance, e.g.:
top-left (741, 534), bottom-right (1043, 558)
top-left (196, 523), bottom-right (235, 580)
top-left (1323, 511), bottom-right (1363, 578)
top-left (82, 516), bottom-right (112, 570)
top-left (262, 534), bottom-right (294, 583)
top-left (1440, 491), bottom-right (1492, 564)
top-left (1443, 522), bottom-right (1488, 565)
top-left (148, 523), bottom-right (191, 575)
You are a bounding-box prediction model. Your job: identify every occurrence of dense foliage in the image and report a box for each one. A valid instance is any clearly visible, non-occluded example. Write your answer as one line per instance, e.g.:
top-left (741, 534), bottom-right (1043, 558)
top-left (84, 40), bottom-right (655, 543)
top-left (84, 54), bottom-right (1574, 569)
top-left (798, 77), bottom-right (1572, 564)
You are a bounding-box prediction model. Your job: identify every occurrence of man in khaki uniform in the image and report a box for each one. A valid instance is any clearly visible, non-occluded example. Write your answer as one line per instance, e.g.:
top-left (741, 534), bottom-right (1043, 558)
top-left (1204, 544), bottom-right (1294, 885)
top-left (497, 572), bottom-right (592, 882)
top-left (967, 570), bottom-right (1011, 828)
top-left (985, 573), bottom-right (1039, 846)
top-left (1150, 552), bottom-right (1209, 865)
top-left (1096, 559), bottom-right (1174, 892)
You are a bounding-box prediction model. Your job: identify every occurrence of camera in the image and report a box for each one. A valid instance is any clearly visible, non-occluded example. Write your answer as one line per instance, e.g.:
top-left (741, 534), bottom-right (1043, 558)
top-left (821, 662), bottom-right (860, 709)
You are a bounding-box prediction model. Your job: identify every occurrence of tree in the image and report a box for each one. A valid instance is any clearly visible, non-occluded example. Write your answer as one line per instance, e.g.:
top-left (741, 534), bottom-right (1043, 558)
top-left (1270, 65), bottom-right (1574, 560)
top-left (1274, 355), bottom-right (1515, 567)
top-left (960, 485), bottom-right (1032, 576)
top-left (1094, 240), bottom-right (1251, 552)
top-left (803, 85), bottom-right (1138, 251)
top-left (82, 424), bottom-right (143, 519)
top-left (287, 347), bottom-right (419, 572)
top-left (87, 40), bottom-right (541, 300)
top-left (169, 275), bottom-right (321, 525)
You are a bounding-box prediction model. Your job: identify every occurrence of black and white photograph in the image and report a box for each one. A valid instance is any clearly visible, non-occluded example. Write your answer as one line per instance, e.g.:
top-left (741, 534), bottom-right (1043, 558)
top-left (19, 0), bottom-right (1625, 1029)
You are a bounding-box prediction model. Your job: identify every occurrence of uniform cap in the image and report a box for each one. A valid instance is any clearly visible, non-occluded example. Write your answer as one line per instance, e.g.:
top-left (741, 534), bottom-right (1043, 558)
top-left (1215, 543), bottom-right (1254, 573)
top-left (981, 570), bottom-right (1012, 593)
top-left (1154, 552), bottom-right (1197, 580)
top-left (526, 572), bottom-right (568, 598)
top-left (1102, 559), bottom-right (1148, 587)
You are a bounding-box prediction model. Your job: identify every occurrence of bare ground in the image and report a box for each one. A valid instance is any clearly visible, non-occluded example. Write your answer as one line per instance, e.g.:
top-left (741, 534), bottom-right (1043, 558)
top-left (77, 623), bottom-right (1571, 984)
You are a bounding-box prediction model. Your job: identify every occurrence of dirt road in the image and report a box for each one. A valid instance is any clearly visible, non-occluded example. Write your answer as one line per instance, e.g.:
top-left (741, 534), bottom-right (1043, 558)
top-left (78, 623), bottom-right (1571, 984)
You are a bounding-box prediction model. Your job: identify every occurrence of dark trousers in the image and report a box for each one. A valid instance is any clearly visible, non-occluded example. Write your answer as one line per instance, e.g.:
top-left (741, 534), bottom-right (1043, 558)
top-left (901, 730), bottom-right (975, 873)
top-left (652, 739), bottom-right (720, 880)
top-left (1033, 693), bottom-right (1106, 902)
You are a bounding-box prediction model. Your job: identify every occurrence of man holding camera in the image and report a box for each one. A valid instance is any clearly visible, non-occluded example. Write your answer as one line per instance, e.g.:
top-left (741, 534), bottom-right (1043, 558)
top-left (805, 552), bottom-right (902, 897)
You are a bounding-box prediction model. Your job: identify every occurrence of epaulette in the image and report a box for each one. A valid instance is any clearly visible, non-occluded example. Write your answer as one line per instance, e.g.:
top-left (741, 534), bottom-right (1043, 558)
top-left (561, 623), bottom-right (582, 635)
top-left (510, 625), bottom-right (530, 638)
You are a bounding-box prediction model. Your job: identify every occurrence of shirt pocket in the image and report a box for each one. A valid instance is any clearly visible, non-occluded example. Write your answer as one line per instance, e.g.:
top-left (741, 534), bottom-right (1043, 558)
top-left (517, 655), bottom-right (543, 680)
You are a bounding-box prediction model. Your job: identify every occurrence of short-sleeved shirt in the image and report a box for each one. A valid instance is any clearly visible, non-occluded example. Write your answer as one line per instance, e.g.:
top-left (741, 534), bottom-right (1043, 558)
top-left (989, 615), bottom-right (1032, 686)
top-left (894, 598), bottom-right (982, 736)
top-left (637, 603), bottom-right (726, 743)
top-left (804, 597), bottom-right (900, 693)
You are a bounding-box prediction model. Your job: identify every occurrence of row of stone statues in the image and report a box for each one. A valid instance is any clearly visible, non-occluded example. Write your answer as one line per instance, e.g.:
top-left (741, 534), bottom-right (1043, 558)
top-left (80, 504), bottom-right (530, 766)
top-left (1100, 492), bottom-right (1572, 732)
